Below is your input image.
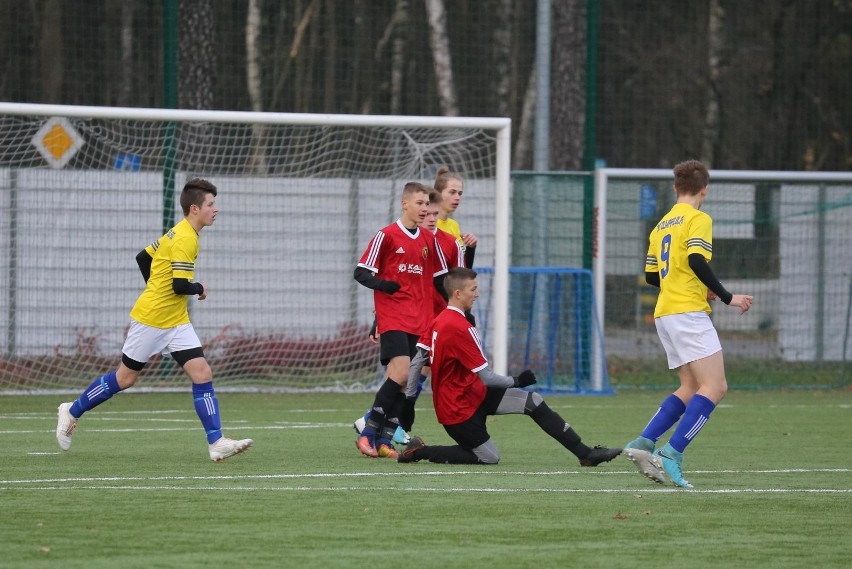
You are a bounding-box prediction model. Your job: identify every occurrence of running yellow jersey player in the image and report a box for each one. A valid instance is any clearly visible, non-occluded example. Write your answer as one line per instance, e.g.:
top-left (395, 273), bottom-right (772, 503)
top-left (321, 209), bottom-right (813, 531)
top-left (644, 202), bottom-right (714, 317)
top-left (56, 178), bottom-right (253, 463)
top-left (130, 218), bottom-right (199, 328)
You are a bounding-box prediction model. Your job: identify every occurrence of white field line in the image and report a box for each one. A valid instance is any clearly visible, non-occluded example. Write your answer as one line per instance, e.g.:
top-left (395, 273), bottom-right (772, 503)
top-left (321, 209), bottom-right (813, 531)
top-left (0, 423), bottom-right (351, 435)
top-left (2, 486), bottom-right (850, 494)
top-left (1, 468), bottom-right (848, 486)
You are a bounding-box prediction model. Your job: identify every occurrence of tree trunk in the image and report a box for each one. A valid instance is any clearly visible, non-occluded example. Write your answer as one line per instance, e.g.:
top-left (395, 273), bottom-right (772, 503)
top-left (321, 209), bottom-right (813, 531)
top-left (424, 0), bottom-right (458, 116)
top-left (178, 0), bottom-right (216, 110)
top-left (513, 66), bottom-right (536, 169)
top-left (118, 1), bottom-right (135, 107)
top-left (550, 0), bottom-right (586, 170)
top-left (701, 0), bottom-right (723, 167)
top-left (39, 0), bottom-right (63, 104)
top-left (246, 0), bottom-right (268, 173)
top-left (389, 0), bottom-right (409, 116)
top-left (493, 0), bottom-right (513, 117)
top-left (324, 0), bottom-right (336, 113)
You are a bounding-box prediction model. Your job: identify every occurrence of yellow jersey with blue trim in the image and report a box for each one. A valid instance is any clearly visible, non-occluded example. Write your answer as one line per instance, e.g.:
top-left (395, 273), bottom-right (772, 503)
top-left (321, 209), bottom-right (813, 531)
top-left (645, 202), bottom-right (714, 317)
top-left (130, 218), bottom-right (199, 328)
top-left (437, 217), bottom-right (462, 245)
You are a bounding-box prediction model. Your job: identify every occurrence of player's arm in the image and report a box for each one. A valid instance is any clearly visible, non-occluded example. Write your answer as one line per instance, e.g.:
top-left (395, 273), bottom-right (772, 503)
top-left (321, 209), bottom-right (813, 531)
top-left (477, 368), bottom-right (537, 388)
top-left (353, 266), bottom-right (400, 294)
top-left (645, 271), bottom-right (660, 288)
top-left (464, 244), bottom-right (476, 268)
top-left (172, 278), bottom-right (204, 296)
top-left (135, 249), bottom-right (153, 283)
top-left (406, 346), bottom-right (430, 397)
top-left (171, 239), bottom-right (205, 297)
top-left (687, 254), bottom-right (732, 304)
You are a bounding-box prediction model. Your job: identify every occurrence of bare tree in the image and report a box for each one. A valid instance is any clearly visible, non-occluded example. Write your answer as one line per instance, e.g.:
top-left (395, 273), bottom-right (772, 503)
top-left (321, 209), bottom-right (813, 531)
top-left (373, 0), bottom-right (409, 115)
top-left (493, 0), bottom-right (513, 118)
top-left (513, 66), bottom-right (536, 169)
top-left (178, 0), bottom-right (216, 110)
top-left (38, 0), bottom-right (63, 103)
top-left (424, 0), bottom-right (458, 116)
top-left (118, 1), bottom-right (135, 107)
top-left (550, 0), bottom-right (586, 170)
top-left (701, 0), bottom-right (723, 166)
top-left (271, 0), bottom-right (319, 111)
top-left (246, 0), bottom-right (268, 173)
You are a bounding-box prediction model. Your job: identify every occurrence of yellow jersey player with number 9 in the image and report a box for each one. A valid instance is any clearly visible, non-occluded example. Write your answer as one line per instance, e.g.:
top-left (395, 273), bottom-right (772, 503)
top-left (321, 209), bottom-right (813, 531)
top-left (624, 160), bottom-right (754, 489)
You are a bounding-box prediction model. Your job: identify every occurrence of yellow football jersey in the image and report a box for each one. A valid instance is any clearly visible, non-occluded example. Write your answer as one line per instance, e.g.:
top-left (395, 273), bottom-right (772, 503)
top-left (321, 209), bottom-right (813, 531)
top-left (645, 202), bottom-right (714, 317)
top-left (130, 218), bottom-right (199, 328)
top-left (437, 217), bottom-right (462, 245)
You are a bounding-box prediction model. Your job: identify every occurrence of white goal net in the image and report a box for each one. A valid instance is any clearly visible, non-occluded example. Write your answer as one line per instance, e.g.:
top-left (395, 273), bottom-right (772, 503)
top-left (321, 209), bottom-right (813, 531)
top-left (0, 104), bottom-right (510, 392)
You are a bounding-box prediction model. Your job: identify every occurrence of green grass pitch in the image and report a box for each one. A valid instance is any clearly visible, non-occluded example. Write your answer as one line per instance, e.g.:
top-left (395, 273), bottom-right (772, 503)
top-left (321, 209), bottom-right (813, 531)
top-left (1, 390), bottom-right (850, 568)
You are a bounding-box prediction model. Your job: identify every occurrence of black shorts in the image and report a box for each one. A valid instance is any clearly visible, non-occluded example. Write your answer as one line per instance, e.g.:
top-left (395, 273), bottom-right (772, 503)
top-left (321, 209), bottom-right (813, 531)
top-left (443, 387), bottom-right (507, 449)
top-left (379, 330), bottom-right (419, 366)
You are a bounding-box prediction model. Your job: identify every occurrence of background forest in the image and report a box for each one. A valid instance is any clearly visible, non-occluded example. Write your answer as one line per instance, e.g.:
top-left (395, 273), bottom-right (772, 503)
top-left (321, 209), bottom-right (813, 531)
top-left (1, 0), bottom-right (850, 172)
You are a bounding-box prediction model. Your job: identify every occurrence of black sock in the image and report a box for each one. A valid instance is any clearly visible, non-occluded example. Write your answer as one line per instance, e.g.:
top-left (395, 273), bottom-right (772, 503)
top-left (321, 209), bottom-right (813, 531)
top-left (366, 379), bottom-right (401, 432)
top-left (379, 391), bottom-right (405, 441)
top-left (399, 397), bottom-right (416, 432)
top-left (529, 402), bottom-right (591, 458)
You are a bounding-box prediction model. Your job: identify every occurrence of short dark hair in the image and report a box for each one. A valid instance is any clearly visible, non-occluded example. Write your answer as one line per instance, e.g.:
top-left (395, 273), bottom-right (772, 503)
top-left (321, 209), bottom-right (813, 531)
top-left (180, 178), bottom-right (217, 215)
top-left (444, 266), bottom-right (477, 297)
top-left (428, 189), bottom-right (443, 206)
top-left (402, 181), bottom-right (429, 200)
top-left (673, 160), bottom-right (709, 195)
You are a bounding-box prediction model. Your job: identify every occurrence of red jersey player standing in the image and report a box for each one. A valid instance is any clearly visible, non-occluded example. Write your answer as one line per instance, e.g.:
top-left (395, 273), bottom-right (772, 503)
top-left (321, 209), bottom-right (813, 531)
top-left (353, 182), bottom-right (448, 458)
top-left (397, 267), bottom-right (622, 466)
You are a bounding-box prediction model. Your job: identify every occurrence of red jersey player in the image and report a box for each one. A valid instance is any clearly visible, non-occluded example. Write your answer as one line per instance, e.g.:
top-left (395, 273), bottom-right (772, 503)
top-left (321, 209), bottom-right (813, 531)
top-left (353, 182), bottom-right (447, 458)
top-left (397, 267), bottom-right (622, 467)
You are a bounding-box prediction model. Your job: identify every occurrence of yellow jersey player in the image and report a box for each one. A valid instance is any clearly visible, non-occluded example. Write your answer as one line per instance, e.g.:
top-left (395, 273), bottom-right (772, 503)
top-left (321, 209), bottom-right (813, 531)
top-left (624, 160), bottom-right (753, 488)
top-left (435, 165), bottom-right (478, 268)
top-left (56, 178), bottom-right (253, 462)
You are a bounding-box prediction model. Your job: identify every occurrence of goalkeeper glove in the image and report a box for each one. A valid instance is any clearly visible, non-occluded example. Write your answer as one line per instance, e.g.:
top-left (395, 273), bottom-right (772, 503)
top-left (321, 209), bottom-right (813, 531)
top-left (513, 370), bottom-right (537, 388)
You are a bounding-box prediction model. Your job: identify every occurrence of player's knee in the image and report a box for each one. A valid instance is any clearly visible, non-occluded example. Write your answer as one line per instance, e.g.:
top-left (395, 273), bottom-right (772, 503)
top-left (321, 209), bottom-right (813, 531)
top-left (523, 391), bottom-right (544, 415)
top-left (473, 440), bottom-right (500, 464)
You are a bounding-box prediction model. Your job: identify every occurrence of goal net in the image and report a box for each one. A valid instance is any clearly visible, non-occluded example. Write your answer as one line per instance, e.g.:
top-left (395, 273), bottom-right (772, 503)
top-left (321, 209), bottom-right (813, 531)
top-left (0, 104), bottom-right (510, 392)
top-left (474, 267), bottom-right (612, 394)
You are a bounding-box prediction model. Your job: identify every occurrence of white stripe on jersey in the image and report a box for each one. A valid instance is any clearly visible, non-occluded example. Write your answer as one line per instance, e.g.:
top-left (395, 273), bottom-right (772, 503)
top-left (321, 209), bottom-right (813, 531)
top-left (468, 326), bottom-right (488, 361)
top-left (363, 230), bottom-right (385, 270)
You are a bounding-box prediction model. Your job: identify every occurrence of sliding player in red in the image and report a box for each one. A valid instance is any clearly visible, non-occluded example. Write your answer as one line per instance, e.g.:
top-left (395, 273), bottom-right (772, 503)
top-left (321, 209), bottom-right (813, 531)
top-left (397, 267), bottom-right (621, 467)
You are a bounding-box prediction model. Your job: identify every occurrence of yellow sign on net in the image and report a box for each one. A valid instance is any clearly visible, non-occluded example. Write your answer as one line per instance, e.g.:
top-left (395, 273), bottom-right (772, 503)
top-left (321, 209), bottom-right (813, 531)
top-left (31, 117), bottom-right (85, 168)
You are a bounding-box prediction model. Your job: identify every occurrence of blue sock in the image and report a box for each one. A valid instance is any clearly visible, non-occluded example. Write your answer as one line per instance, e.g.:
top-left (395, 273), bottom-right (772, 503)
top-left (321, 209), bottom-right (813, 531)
top-left (192, 382), bottom-right (222, 444)
top-left (668, 394), bottom-right (716, 453)
top-left (69, 371), bottom-right (121, 418)
top-left (641, 394), bottom-right (686, 442)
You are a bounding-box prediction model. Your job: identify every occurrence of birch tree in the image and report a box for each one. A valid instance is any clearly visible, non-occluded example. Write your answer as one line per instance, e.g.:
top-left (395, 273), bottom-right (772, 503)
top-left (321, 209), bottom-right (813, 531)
top-left (246, 0), bottom-right (268, 172)
top-left (424, 0), bottom-right (458, 116)
top-left (701, 0), bottom-right (723, 166)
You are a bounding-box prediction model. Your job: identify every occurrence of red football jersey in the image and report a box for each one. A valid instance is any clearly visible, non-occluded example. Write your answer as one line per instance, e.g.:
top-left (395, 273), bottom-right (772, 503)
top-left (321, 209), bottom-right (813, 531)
top-left (428, 306), bottom-right (489, 425)
top-left (430, 228), bottom-right (465, 317)
top-left (358, 220), bottom-right (447, 336)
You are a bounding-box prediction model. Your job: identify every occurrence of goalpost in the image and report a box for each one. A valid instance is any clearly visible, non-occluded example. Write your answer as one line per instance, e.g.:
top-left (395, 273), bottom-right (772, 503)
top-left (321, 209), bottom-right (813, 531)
top-left (0, 103), bottom-right (511, 392)
top-left (594, 167), bottom-right (852, 381)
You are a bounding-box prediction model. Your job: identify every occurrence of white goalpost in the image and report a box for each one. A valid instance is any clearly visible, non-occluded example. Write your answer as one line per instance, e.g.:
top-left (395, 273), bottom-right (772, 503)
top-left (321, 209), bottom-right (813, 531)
top-left (594, 167), bottom-right (852, 383)
top-left (0, 103), bottom-right (511, 392)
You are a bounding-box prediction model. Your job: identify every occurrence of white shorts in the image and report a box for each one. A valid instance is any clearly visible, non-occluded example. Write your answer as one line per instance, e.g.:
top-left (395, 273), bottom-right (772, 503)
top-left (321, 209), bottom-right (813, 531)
top-left (122, 320), bottom-right (202, 364)
top-left (654, 311), bottom-right (722, 369)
